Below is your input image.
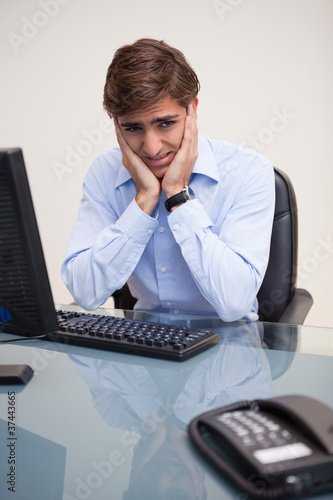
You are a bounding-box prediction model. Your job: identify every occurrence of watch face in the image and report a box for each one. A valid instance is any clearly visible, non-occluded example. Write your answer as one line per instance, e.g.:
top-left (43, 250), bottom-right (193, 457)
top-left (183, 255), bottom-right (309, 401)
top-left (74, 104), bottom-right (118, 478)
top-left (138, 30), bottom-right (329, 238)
top-left (180, 191), bottom-right (188, 202)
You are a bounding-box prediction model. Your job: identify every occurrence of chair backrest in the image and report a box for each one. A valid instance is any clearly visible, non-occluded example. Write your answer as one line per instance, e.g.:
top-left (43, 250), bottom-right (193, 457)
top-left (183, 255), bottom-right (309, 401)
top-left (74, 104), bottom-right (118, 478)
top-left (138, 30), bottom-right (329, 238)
top-left (257, 168), bottom-right (298, 322)
top-left (113, 282), bottom-right (137, 310)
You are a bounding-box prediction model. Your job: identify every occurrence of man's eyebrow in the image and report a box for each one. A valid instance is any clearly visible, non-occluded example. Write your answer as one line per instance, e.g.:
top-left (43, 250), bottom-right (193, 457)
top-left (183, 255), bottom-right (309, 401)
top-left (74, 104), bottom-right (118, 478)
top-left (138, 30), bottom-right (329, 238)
top-left (119, 120), bottom-right (142, 128)
top-left (151, 114), bottom-right (180, 124)
top-left (119, 114), bottom-right (180, 128)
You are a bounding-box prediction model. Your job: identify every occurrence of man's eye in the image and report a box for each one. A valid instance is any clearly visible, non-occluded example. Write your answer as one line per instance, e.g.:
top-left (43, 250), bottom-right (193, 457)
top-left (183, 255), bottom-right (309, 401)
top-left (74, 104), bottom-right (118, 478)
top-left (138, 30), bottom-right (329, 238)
top-left (125, 126), bottom-right (141, 132)
top-left (160, 121), bottom-right (175, 128)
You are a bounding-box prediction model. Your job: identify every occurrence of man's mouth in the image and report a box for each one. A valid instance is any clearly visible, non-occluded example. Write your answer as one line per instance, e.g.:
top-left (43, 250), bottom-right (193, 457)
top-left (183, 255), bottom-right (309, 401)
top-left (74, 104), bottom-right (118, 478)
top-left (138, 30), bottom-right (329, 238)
top-left (143, 152), bottom-right (173, 169)
top-left (146, 152), bottom-right (170, 161)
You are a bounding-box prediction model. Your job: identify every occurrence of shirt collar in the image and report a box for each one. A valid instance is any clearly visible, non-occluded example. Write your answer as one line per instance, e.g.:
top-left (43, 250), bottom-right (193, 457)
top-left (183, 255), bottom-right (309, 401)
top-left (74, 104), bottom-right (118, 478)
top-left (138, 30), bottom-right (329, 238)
top-left (115, 148), bottom-right (132, 188)
top-left (192, 134), bottom-right (219, 182)
top-left (115, 133), bottom-right (219, 188)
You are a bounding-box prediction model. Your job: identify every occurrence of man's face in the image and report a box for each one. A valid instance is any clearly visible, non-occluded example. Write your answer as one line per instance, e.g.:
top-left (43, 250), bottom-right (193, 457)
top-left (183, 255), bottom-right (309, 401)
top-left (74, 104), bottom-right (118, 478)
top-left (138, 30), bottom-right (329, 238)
top-left (117, 95), bottom-right (197, 179)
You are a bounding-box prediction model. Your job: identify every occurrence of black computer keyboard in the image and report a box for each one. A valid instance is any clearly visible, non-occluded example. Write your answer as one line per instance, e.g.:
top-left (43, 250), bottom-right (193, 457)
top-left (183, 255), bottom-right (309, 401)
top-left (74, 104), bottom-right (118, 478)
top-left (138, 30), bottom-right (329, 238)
top-left (55, 310), bottom-right (220, 361)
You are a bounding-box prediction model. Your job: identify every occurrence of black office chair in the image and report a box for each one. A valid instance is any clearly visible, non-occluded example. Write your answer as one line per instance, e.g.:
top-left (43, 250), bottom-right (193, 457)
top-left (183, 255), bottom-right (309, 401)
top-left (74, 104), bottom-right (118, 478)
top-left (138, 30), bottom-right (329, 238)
top-left (257, 167), bottom-right (313, 323)
top-left (113, 167), bottom-right (313, 324)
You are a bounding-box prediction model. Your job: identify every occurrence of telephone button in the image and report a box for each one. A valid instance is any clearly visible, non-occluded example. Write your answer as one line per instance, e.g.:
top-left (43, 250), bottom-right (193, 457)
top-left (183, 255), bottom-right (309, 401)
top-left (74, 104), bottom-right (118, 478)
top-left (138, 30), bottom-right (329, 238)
top-left (242, 436), bottom-right (255, 446)
top-left (266, 423), bottom-right (281, 432)
top-left (281, 430), bottom-right (292, 439)
top-left (251, 425), bottom-right (265, 434)
top-left (235, 427), bottom-right (249, 437)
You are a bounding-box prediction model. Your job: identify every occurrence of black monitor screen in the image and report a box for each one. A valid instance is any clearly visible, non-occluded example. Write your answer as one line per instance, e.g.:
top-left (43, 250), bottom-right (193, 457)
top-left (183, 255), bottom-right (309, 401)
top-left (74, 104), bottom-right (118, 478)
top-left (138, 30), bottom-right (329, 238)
top-left (0, 148), bottom-right (58, 335)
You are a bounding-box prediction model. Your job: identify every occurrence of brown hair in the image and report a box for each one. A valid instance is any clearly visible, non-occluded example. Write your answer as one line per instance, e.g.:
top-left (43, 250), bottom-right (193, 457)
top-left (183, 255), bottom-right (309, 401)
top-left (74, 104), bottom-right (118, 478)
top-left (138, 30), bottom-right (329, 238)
top-left (103, 38), bottom-right (200, 118)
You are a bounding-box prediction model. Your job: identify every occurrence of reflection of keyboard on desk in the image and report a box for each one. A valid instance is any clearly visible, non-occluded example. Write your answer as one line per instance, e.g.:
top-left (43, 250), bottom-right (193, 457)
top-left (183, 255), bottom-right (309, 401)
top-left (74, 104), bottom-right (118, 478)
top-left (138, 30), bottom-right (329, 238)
top-left (55, 310), bottom-right (220, 361)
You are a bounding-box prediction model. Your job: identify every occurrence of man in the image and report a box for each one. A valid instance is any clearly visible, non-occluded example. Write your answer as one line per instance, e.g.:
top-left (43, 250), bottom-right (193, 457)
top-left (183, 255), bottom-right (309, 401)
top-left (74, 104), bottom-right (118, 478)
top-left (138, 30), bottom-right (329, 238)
top-left (62, 38), bottom-right (275, 321)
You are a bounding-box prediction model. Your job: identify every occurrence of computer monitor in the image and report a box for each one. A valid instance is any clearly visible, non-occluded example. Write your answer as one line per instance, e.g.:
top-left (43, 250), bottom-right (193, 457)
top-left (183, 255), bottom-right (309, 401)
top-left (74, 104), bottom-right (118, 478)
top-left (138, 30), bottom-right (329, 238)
top-left (0, 148), bottom-right (58, 335)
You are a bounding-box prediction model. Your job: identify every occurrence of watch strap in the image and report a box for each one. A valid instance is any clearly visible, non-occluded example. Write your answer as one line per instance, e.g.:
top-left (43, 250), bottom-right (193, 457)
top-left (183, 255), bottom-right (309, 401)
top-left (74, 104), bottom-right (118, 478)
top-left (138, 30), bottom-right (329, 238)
top-left (164, 186), bottom-right (194, 212)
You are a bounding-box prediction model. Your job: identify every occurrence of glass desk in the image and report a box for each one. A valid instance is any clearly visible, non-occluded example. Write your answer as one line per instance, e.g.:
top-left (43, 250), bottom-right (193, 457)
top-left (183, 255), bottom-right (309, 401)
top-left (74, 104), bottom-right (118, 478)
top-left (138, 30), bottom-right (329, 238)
top-left (1, 306), bottom-right (333, 500)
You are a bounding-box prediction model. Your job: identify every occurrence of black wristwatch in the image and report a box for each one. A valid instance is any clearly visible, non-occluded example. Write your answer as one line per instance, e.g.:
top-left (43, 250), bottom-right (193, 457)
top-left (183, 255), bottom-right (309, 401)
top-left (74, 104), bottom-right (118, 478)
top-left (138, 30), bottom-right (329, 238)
top-left (164, 185), bottom-right (195, 212)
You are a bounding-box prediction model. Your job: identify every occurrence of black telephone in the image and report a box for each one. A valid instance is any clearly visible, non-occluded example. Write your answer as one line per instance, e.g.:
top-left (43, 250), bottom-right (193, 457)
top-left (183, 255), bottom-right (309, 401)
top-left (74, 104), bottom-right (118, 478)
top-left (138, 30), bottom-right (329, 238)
top-left (188, 395), bottom-right (333, 499)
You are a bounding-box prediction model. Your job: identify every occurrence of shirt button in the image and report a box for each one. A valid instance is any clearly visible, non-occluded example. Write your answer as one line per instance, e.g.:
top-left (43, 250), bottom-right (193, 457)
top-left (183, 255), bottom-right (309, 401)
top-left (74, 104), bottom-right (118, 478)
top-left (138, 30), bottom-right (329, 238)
top-left (160, 266), bottom-right (167, 273)
top-left (159, 226), bottom-right (165, 232)
top-left (166, 302), bottom-right (172, 306)
top-left (174, 309), bottom-right (180, 314)
top-left (147, 228), bottom-right (153, 235)
top-left (173, 223), bottom-right (180, 231)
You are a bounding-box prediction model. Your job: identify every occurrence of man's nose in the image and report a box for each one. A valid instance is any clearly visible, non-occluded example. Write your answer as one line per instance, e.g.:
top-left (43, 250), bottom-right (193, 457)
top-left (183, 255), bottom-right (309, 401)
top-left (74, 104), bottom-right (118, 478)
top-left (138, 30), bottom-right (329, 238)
top-left (142, 131), bottom-right (163, 158)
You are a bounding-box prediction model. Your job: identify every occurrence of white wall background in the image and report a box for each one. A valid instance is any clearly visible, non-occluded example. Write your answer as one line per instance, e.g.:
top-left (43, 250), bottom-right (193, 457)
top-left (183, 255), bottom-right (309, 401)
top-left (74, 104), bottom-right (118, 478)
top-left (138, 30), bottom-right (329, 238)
top-left (1, 0), bottom-right (332, 327)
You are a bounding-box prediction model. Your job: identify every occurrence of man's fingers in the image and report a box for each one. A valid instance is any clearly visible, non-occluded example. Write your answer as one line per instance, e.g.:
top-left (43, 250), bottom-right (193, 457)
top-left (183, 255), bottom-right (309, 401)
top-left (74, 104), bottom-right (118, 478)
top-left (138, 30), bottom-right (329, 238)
top-left (114, 120), bottom-right (139, 169)
top-left (180, 108), bottom-right (198, 157)
top-left (114, 120), bottom-right (128, 150)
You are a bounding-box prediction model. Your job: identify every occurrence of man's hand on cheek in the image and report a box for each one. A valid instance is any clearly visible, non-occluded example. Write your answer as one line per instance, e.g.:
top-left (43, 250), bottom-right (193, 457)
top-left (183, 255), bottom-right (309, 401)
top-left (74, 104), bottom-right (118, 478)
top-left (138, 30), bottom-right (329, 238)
top-left (161, 102), bottom-right (198, 200)
top-left (114, 120), bottom-right (161, 215)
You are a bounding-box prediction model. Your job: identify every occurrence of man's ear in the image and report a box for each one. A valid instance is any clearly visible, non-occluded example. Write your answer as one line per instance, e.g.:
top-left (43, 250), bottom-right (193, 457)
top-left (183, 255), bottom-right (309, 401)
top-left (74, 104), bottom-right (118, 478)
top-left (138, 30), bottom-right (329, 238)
top-left (192, 97), bottom-right (199, 114)
top-left (186, 97), bottom-right (199, 116)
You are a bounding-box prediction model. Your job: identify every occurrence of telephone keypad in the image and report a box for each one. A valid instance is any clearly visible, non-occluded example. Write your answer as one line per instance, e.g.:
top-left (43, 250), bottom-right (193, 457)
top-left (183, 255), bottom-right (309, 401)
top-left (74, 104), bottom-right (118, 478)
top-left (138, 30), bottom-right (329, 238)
top-left (217, 409), bottom-right (294, 450)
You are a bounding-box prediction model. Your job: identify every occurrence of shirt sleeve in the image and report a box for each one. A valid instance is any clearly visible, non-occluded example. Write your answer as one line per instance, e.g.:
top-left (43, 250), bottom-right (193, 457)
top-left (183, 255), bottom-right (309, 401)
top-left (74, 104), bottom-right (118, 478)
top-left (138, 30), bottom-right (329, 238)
top-left (61, 163), bottom-right (158, 310)
top-left (167, 159), bottom-right (275, 321)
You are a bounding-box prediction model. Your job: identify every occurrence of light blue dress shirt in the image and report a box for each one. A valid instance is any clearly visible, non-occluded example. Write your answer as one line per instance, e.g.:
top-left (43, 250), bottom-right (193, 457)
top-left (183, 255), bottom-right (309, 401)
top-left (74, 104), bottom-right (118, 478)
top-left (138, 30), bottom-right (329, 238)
top-left (62, 134), bottom-right (275, 321)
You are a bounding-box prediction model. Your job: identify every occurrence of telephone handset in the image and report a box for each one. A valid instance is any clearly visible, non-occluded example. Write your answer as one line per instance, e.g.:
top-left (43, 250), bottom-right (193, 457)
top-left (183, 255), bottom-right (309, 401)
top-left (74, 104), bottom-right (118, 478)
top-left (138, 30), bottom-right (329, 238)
top-left (189, 395), bottom-right (333, 499)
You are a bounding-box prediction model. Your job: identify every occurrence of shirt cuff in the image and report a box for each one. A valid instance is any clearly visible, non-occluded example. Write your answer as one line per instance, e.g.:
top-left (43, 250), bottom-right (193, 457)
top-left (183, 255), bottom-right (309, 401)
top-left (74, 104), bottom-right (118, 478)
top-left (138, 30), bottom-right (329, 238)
top-left (117, 198), bottom-right (159, 245)
top-left (167, 198), bottom-right (213, 243)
